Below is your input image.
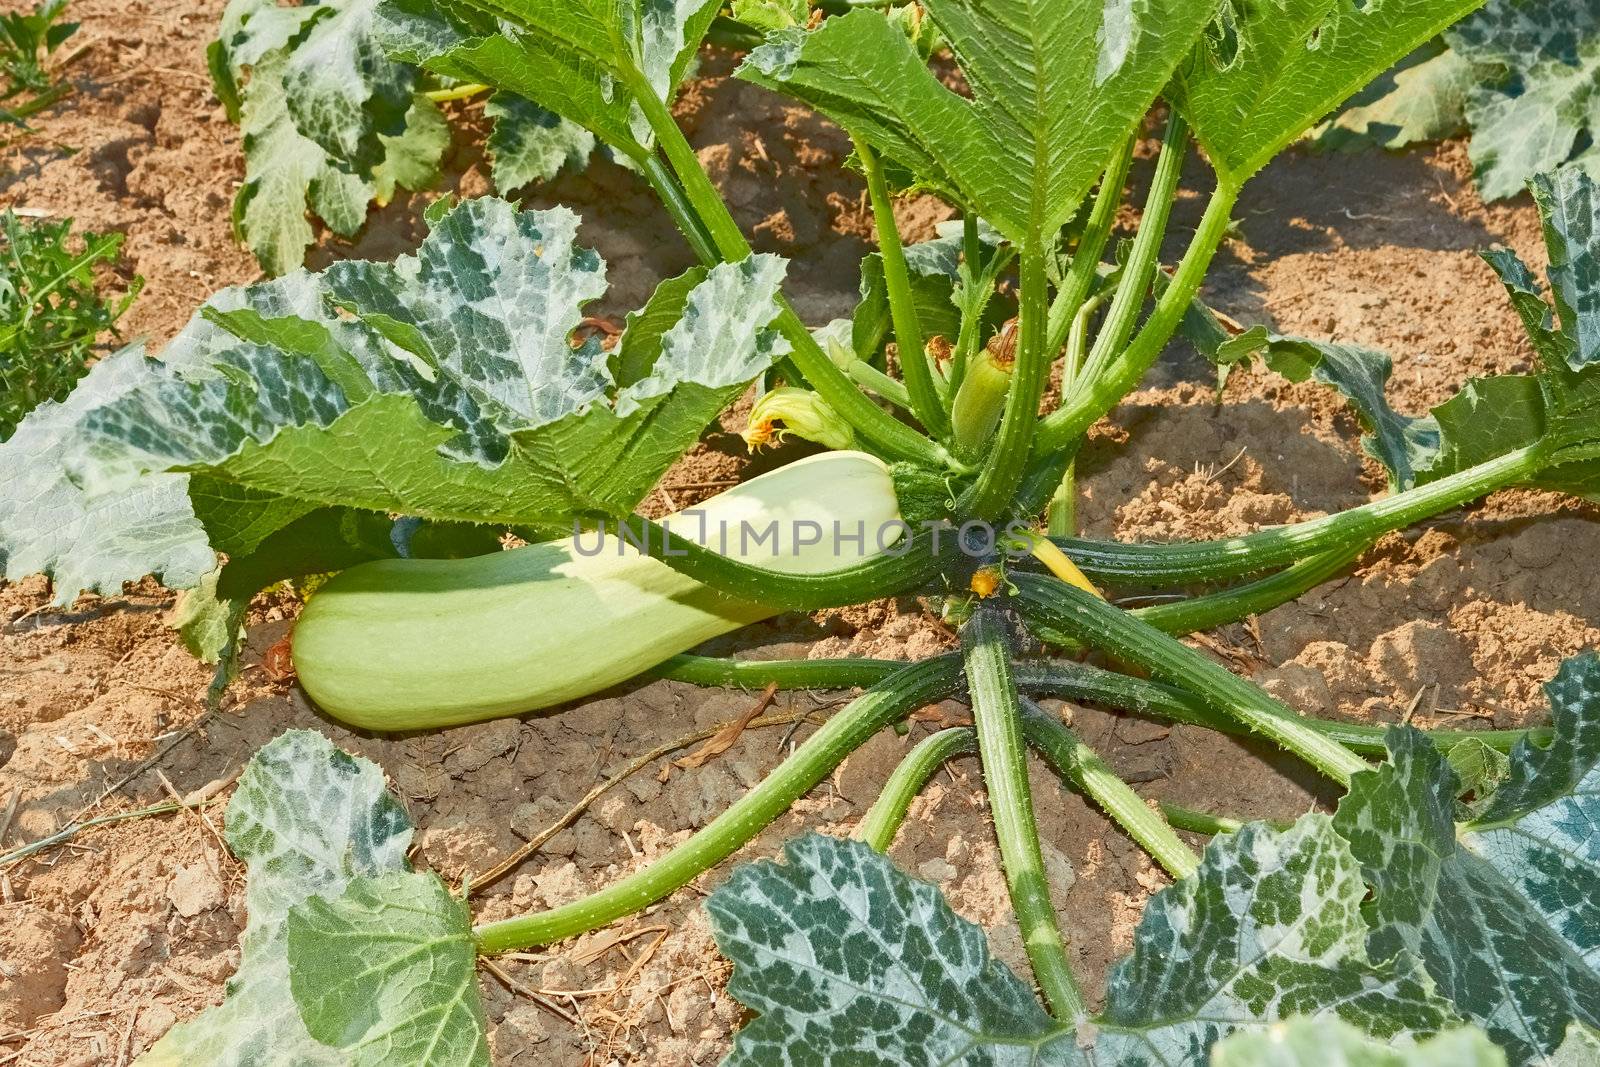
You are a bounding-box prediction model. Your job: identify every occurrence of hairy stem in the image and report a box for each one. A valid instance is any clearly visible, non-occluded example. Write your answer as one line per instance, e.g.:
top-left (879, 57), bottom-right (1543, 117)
top-left (858, 137), bottom-right (947, 435)
top-left (856, 727), bottom-right (978, 851)
top-left (1012, 575), bottom-right (1370, 785)
top-left (1014, 658), bottom-right (1543, 757)
top-left (1069, 113), bottom-right (1188, 402)
top-left (964, 242), bottom-right (1051, 519)
top-left (1045, 139), bottom-right (1135, 356)
top-left (653, 654), bottom-right (906, 690)
top-left (1035, 178), bottom-right (1241, 459)
top-left (962, 610), bottom-right (1086, 1020)
top-left (1019, 700), bottom-right (1199, 879)
top-left (630, 81), bottom-right (950, 468)
top-left (1054, 445), bottom-right (1548, 585)
top-left (474, 656), bottom-right (962, 953)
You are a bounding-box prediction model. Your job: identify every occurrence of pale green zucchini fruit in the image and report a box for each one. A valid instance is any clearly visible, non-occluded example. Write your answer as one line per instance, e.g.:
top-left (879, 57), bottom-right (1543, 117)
top-left (291, 452), bottom-right (903, 730)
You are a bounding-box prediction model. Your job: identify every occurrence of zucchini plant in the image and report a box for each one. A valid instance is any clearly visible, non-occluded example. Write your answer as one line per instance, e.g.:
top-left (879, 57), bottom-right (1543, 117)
top-left (2, 0), bottom-right (1598, 1063)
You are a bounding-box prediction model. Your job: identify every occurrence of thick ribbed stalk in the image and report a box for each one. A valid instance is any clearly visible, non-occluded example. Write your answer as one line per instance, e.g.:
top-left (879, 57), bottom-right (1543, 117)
top-left (962, 610), bottom-right (1086, 1020)
top-left (1035, 179), bottom-right (1241, 457)
top-left (654, 654), bottom-right (905, 690)
top-left (858, 138), bottom-right (947, 436)
top-left (1054, 445), bottom-right (1548, 585)
top-left (1012, 575), bottom-right (1369, 785)
top-left (630, 80), bottom-right (948, 467)
top-left (1018, 700), bottom-right (1199, 879)
top-left (964, 243), bottom-right (1051, 520)
top-left (1069, 114), bottom-right (1188, 402)
top-left (856, 728), bottom-right (977, 851)
top-left (1014, 659), bottom-right (1542, 757)
top-left (475, 656), bottom-right (962, 953)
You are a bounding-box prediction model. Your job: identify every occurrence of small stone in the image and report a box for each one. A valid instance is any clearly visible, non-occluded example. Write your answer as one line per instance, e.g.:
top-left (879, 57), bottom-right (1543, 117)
top-left (917, 858), bottom-right (958, 883)
top-left (167, 862), bottom-right (224, 918)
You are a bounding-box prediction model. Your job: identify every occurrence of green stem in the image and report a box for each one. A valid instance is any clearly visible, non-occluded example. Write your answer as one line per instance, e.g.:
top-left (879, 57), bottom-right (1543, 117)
top-left (474, 656), bottom-right (962, 953)
top-left (1131, 542), bottom-right (1365, 635)
top-left (1012, 575), bottom-right (1370, 786)
top-left (848, 359), bottom-right (913, 410)
top-left (1019, 700), bottom-right (1199, 880)
top-left (1053, 445), bottom-right (1548, 585)
top-left (964, 242), bottom-right (1050, 520)
top-left (614, 515), bottom-right (947, 611)
top-left (1035, 178), bottom-right (1241, 458)
top-left (857, 137), bottom-right (947, 437)
top-left (1045, 138), bottom-right (1135, 357)
top-left (962, 610), bottom-right (1086, 1021)
top-left (856, 727), bottom-right (977, 851)
top-left (640, 153), bottom-right (720, 265)
top-left (1069, 113), bottom-right (1188, 402)
top-left (1158, 803), bottom-right (1266, 836)
top-left (1014, 658), bottom-right (1543, 758)
top-left (653, 654), bottom-right (905, 690)
top-left (631, 80), bottom-right (949, 467)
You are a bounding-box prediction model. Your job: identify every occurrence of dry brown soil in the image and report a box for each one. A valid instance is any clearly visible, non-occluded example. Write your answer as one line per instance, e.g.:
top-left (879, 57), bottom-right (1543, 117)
top-left (2, 3), bottom-right (1597, 1065)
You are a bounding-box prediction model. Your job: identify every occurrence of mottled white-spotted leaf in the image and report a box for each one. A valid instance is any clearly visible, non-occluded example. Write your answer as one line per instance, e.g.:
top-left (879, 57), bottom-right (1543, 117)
top-left (1334, 654), bottom-right (1600, 1066)
top-left (213, 0), bottom-right (446, 275)
top-left (0, 347), bottom-right (214, 604)
top-left (737, 0), bottom-right (1221, 243)
top-left (1171, 0), bottom-right (1491, 186)
top-left (1446, 0), bottom-right (1600, 202)
top-left (1213, 1018), bottom-right (1507, 1066)
top-left (1, 198), bottom-right (785, 611)
top-left (708, 833), bottom-right (1078, 1065)
top-left (139, 730), bottom-right (426, 1066)
top-left (709, 825), bottom-right (1457, 1066)
top-left (287, 872), bottom-right (487, 1065)
top-left (373, 0), bottom-right (719, 159)
top-left (483, 92), bottom-right (594, 192)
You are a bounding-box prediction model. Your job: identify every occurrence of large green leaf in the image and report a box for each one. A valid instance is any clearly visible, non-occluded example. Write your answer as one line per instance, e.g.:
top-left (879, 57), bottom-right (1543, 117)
top-left (287, 872), bottom-right (487, 1065)
top-left (1213, 1018), bottom-right (1507, 1067)
top-left (737, 0), bottom-right (1222, 244)
top-left (709, 824), bottom-right (1457, 1066)
top-left (1171, 0), bottom-right (1491, 187)
top-left (373, 0), bottom-right (719, 159)
top-left (138, 730), bottom-right (453, 1066)
top-left (1334, 654), bottom-right (1600, 1066)
top-left (1447, 0), bottom-right (1600, 202)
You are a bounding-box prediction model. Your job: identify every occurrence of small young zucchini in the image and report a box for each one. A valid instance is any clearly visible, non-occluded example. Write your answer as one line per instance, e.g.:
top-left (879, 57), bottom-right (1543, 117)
top-left (291, 452), bottom-right (903, 730)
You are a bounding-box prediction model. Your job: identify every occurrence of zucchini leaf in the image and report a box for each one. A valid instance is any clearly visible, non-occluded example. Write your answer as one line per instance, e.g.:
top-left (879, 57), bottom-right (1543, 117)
top-left (213, 0), bottom-right (447, 276)
top-left (1212, 1018), bottom-right (1507, 1066)
top-left (372, 0), bottom-right (719, 160)
top-left (0, 197), bottom-right (788, 609)
top-left (1170, 0), bottom-right (1491, 187)
top-left (708, 823), bottom-right (1456, 1065)
top-left (736, 0), bottom-right (1222, 244)
top-left (1446, 0), bottom-right (1600, 202)
top-left (141, 730), bottom-right (488, 1067)
top-left (482, 92), bottom-right (595, 193)
top-left (287, 872), bottom-right (485, 1065)
top-left (1333, 655), bottom-right (1600, 1066)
